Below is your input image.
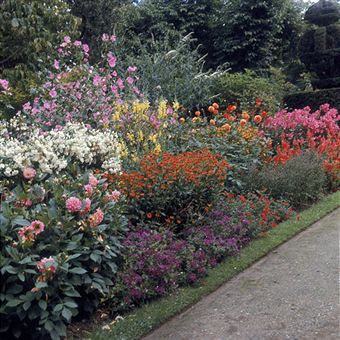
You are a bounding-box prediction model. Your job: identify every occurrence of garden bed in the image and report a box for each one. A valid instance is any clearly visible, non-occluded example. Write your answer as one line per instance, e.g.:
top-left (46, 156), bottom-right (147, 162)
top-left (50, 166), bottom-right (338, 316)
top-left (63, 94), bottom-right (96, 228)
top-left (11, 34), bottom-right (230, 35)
top-left (77, 191), bottom-right (340, 340)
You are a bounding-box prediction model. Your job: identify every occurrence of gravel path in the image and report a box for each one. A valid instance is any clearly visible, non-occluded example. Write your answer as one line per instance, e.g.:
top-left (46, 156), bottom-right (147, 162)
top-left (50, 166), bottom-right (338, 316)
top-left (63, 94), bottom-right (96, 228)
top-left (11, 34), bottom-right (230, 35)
top-left (143, 208), bottom-right (340, 340)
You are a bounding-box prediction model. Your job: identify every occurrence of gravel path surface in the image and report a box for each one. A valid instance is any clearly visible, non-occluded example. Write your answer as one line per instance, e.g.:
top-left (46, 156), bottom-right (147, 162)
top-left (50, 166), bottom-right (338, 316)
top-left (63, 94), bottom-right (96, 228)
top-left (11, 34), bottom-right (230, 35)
top-left (143, 208), bottom-right (340, 340)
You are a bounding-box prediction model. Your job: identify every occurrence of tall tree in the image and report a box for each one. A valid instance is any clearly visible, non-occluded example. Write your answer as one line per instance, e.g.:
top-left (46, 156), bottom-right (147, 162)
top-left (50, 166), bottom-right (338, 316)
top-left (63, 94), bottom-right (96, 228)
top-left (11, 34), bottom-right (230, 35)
top-left (0, 0), bottom-right (79, 112)
top-left (213, 0), bottom-right (287, 71)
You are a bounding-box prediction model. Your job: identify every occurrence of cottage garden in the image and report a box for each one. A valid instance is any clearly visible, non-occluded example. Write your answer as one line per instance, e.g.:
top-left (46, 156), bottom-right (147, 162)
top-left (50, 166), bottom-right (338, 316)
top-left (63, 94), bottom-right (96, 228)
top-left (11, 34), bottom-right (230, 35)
top-left (0, 1), bottom-right (340, 340)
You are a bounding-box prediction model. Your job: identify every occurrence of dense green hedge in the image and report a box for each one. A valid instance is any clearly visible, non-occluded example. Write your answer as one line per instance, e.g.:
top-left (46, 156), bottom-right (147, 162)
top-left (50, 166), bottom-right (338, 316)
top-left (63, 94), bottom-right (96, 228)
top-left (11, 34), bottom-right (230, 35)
top-left (284, 88), bottom-right (340, 111)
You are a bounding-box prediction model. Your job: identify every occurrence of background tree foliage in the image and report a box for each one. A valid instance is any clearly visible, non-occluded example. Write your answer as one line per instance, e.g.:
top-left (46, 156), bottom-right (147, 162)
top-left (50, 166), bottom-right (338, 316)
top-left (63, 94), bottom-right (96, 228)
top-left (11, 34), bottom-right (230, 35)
top-left (0, 0), bottom-right (79, 111)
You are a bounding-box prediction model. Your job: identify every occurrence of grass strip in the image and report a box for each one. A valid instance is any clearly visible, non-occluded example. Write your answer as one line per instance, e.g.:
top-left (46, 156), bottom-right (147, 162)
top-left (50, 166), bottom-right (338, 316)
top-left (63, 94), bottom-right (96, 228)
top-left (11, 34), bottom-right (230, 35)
top-left (90, 191), bottom-right (340, 340)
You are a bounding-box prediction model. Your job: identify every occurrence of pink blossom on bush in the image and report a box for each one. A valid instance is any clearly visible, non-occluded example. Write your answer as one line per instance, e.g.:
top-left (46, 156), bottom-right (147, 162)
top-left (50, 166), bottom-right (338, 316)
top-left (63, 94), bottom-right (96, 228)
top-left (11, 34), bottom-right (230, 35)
top-left (66, 197), bottom-right (82, 213)
top-left (49, 89), bottom-right (57, 98)
top-left (30, 220), bottom-right (45, 234)
top-left (88, 174), bottom-right (99, 187)
top-left (110, 190), bottom-right (121, 202)
top-left (83, 44), bottom-right (89, 53)
top-left (18, 226), bottom-right (35, 243)
top-left (23, 167), bottom-right (36, 180)
top-left (84, 184), bottom-right (93, 196)
top-left (88, 208), bottom-right (104, 227)
top-left (102, 33), bottom-right (110, 42)
top-left (0, 79), bottom-right (10, 91)
top-left (37, 256), bottom-right (57, 274)
top-left (63, 36), bottom-right (71, 44)
top-left (127, 66), bottom-right (137, 73)
top-left (110, 35), bottom-right (116, 42)
top-left (53, 60), bottom-right (60, 70)
top-left (83, 198), bottom-right (92, 213)
top-left (107, 52), bottom-right (117, 68)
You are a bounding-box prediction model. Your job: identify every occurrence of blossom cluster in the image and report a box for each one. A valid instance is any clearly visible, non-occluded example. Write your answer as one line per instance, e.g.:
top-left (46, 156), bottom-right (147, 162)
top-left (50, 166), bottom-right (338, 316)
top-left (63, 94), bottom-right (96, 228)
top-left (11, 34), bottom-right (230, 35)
top-left (18, 220), bottom-right (45, 244)
top-left (0, 122), bottom-right (121, 177)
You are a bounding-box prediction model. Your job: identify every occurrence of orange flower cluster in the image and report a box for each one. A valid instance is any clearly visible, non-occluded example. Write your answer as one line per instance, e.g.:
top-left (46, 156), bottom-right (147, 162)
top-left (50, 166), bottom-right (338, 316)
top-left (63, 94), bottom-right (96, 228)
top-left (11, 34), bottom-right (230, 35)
top-left (116, 149), bottom-right (230, 199)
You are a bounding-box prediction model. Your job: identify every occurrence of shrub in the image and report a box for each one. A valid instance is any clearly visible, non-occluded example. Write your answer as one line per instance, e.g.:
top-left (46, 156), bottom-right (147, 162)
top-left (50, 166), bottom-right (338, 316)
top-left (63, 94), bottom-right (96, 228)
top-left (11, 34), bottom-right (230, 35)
top-left (284, 88), bottom-right (340, 111)
top-left (245, 151), bottom-right (327, 207)
top-left (105, 149), bottom-right (230, 229)
top-left (213, 68), bottom-right (296, 112)
top-left (0, 121), bottom-right (122, 178)
top-left (0, 171), bottom-right (126, 339)
top-left (112, 33), bottom-right (224, 109)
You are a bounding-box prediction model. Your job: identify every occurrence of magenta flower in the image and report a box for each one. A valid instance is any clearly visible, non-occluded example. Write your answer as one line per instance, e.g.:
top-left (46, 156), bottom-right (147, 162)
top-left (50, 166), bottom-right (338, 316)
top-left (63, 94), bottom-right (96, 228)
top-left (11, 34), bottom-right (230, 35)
top-left (107, 52), bottom-right (117, 68)
top-left (66, 197), bottom-right (82, 213)
top-left (63, 36), bottom-right (71, 44)
top-left (74, 40), bottom-right (82, 47)
top-left (110, 35), bottom-right (117, 42)
top-left (126, 76), bottom-right (134, 85)
top-left (83, 44), bottom-right (90, 53)
top-left (127, 66), bottom-right (137, 73)
top-left (110, 190), bottom-right (121, 202)
top-left (0, 79), bottom-right (10, 91)
top-left (30, 220), bottom-right (45, 234)
top-left (102, 33), bottom-right (110, 42)
top-left (84, 184), bottom-right (93, 196)
top-left (88, 174), bottom-right (99, 187)
top-left (49, 89), bottom-right (57, 98)
top-left (53, 60), bottom-right (60, 70)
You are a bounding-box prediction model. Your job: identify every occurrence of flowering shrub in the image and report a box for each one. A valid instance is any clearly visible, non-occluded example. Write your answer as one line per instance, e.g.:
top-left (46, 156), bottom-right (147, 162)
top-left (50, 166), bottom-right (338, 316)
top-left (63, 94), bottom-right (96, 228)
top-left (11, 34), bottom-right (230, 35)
top-left (0, 121), bottom-right (121, 178)
top-left (264, 104), bottom-right (340, 186)
top-left (0, 172), bottom-right (126, 339)
top-left (19, 35), bottom-right (140, 130)
top-left (108, 192), bottom-right (292, 312)
top-left (105, 149), bottom-right (230, 228)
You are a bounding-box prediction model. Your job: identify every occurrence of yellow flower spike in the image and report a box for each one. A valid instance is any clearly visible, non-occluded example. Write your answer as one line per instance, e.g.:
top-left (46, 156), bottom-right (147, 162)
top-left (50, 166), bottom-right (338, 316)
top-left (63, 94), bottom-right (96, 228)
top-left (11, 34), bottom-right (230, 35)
top-left (158, 100), bottom-right (167, 119)
top-left (127, 133), bottom-right (134, 142)
top-left (154, 144), bottom-right (162, 154)
top-left (173, 101), bottom-right (180, 111)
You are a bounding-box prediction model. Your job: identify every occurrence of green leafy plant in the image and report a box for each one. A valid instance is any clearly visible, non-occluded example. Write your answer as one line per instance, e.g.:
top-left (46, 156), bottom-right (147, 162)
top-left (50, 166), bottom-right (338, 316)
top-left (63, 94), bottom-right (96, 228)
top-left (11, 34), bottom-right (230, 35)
top-left (0, 171), bottom-right (126, 339)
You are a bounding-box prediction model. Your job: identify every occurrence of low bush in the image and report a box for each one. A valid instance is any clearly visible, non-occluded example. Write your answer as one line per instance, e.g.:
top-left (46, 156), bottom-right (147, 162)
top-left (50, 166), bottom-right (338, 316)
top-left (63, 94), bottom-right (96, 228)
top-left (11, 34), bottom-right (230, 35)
top-left (245, 151), bottom-right (327, 207)
top-left (108, 192), bottom-right (292, 312)
top-left (212, 68), bottom-right (296, 112)
top-left (105, 149), bottom-right (230, 229)
top-left (0, 171), bottom-right (126, 339)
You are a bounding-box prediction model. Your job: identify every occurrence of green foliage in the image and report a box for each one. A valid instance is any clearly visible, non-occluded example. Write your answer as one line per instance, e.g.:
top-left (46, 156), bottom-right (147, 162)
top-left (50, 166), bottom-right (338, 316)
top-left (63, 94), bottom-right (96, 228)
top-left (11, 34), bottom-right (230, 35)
top-left (113, 34), bottom-right (224, 108)
top-left (284, 88), bottom-right (340, 111)
top-left (0, 0), bottom-right (80, 115)
top-left (0, 171), bottom-right (126, 339)
top-left (245, 151), bottom-right (327, 207)
top-left (212, 0), bottom-right (304, 71)
top-left (68, 0), bottom-right (132, 61)
top-left (213, 68), bottom-right (297, 112)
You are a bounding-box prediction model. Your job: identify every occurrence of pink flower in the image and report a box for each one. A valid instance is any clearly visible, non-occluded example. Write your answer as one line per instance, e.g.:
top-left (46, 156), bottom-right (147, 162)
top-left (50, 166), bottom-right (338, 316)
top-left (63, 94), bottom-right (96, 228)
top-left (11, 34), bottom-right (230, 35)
top-left (23, 102), bottom-right (32, 111)
top-left (84, 184), bottom-right (93, 196)
top-left (126, 76), bottom-right (134, 85)
top-left (0, 79), bottom-right (10, 91)
top-left (18, 226), bottom-right (35, 243)
top-left (64, 36), bottom-right (71, 44)
top-left (117, 78), bottom-right (124, 89)
top-left (83, 198), bottom-right (91, 213)
top-left (53, 60), bottom-right (60, 70)
top-left (88, 208), bottom-right (104, 227)
top-left (83, 44), bottom-right (90, 53)
top-left (74, 40), bottom-right (82, 47)
top-left (111, 85), bottom-right (118, 94)
top-left (102, 33), bottom-right (110, 42)
top-left (66, 197), bottom-right (82, 213)
top-left (88, 174), bottom-right (99, 187)
top-left (30, 220), bottom-right (45, 234)
top-left (23, 167), bottom-right (36, 180)
top-left (107, 53), bottom-right (117, 68)
top-left (110, 190), bottom-right (121, 202)
top-left (127, 66), bottom-right (137, 73)
top-left (93, 75), bottom-right (102, 86)
top-left (37, 256), bottom-right (57, 274)
top-left (49, 89), bottom-right (57, 98)
top-left (110, 35), bottom-right (117, 42)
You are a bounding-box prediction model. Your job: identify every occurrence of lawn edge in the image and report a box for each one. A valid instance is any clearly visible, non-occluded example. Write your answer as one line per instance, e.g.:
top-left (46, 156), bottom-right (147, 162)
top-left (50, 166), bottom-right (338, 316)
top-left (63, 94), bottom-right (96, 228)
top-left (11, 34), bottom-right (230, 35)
top-left (90, 191), bottom-right (340, 340)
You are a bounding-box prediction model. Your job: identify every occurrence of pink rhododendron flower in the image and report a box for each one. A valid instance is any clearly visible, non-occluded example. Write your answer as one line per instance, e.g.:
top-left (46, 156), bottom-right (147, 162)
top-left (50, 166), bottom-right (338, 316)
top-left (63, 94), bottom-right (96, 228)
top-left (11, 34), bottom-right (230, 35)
top-left (110, 35), bottom-right (117, 42)
top-left (66, 197), bottom-right (82, 213)
top-left (74, 40), bottom-right (82, 47)
top-left (88, 174), bottom-right (99, 187)
top-left (83, 198), bottom-right (92, 213)
top-left (23, 167), bottom-right (36, 179)
top-left (84, 184), bottom-right (93, 196)
top-left (88, 208), bottom-right (104, 227)
top-left (110, 190), bottom-right (121, 202)
top-left (18, 226), bottom-right (35, 243)
top-left (117, 78), bottom-right (124, 89)
top-left (37, 256), bottom-right (57, 274)
top-left (30, 220), bottom-right (45, 234)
